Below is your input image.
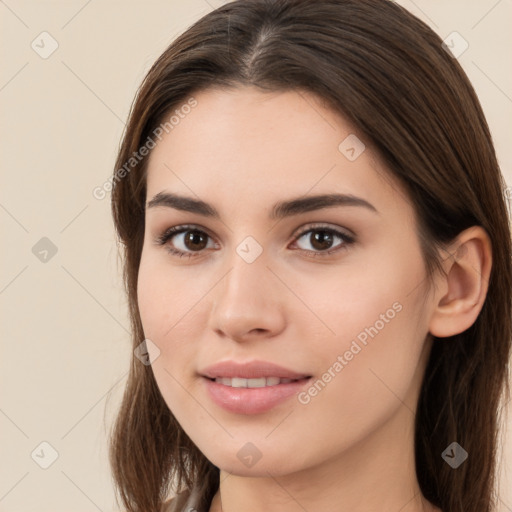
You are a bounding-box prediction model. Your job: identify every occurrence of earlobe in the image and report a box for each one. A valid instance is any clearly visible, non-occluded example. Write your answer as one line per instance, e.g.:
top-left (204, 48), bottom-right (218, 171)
top-left (428, 226), bottom-right (492, 338)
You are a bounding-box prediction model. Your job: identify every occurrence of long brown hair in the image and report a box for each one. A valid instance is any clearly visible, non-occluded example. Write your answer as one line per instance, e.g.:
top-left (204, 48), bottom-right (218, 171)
top-left (107, 1), bottom-right (512, 511)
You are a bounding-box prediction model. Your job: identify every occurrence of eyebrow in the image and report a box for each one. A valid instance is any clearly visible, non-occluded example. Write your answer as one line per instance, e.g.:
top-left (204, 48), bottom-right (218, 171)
top-left (146, 191), bottom-right (378, 219)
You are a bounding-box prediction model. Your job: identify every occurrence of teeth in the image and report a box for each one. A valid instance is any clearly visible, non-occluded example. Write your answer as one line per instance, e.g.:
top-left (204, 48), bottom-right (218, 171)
top-left (214, 376), bottom-right (299, 388)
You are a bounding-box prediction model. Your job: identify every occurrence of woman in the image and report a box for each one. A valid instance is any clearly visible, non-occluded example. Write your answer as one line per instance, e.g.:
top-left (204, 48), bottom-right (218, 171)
top-left (108, 1), bottom-right (512, 511)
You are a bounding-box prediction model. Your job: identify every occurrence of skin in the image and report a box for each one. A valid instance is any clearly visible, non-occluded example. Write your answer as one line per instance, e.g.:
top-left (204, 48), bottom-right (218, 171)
top-left (137, 85), bottom-right (492, 512)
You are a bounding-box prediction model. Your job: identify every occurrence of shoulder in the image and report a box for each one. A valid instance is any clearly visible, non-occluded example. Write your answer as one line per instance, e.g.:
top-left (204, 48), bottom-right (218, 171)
top-left (161, 485), bottom-right (213, 512)
top-left (161, 488), bottom-right (194, 512)
top-left (161, 478), bottom-right (216, 512)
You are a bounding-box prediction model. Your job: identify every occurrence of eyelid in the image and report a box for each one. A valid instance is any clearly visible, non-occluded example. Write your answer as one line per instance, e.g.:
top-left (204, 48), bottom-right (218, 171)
top-left (154, 222), bottom-right (356, 258)
top-left (292, 221), bottom-right (355, 239)
top-left (153, 223), bottom-right (215, 244)
top-left (154, 222), bottom-right (354, 243)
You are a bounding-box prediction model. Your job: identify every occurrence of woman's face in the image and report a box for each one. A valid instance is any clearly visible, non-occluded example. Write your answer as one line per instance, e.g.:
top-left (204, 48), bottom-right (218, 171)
top-left (138, 85), bottom-right (436, 477)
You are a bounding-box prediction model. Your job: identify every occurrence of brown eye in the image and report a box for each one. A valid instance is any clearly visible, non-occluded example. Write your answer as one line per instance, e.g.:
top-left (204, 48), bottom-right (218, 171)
top-left (293, 226), bottom-right (354, 255)
top-left (309, 230), bottom-right (335, 251)
top-left (155, 225), bottom-right (216, 258)
top-left (182, 230), bottom-right (209, 251)
top-left (155, 223), bottom-right (355, 260)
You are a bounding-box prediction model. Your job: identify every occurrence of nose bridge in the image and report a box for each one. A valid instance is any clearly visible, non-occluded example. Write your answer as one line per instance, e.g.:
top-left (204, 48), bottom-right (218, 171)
top-left (218, 245), bottom-right (270, 308)
top-left (210, 244), bottom-right (283, 339)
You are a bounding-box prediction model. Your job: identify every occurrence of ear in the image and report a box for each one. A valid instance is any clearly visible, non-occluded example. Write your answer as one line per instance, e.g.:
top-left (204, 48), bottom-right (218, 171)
top-left (429, 226), bottom-right (492, 338)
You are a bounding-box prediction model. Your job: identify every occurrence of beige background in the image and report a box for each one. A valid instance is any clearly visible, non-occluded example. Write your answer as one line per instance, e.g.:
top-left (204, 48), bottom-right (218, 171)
top-left (0, 1), bottom-right (511, 511)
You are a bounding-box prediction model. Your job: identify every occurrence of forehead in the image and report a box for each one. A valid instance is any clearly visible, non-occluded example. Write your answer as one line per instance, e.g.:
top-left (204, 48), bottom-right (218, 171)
top-left (145, 86), bottom-right (411, 217)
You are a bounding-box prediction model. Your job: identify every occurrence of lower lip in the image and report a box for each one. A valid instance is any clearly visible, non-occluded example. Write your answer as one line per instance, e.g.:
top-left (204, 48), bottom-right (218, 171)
top-left (202, 376), bottom-right (312, 415)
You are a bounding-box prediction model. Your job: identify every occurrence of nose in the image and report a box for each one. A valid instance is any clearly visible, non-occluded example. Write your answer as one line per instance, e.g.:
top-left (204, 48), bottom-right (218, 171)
top-left (208, 250), bottom-right (286, 343)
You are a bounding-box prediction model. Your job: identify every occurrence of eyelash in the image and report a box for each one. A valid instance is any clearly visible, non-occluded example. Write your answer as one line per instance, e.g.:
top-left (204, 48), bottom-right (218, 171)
top-left (154, 223), bottom-right (355, 260)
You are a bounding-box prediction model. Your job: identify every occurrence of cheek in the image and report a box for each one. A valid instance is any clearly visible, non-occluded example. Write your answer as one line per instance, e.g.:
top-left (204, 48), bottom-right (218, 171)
top-left (289, 309), bottom-right (428, 466)
top-left (298, 244), bottom-right (429, 428)
top-left (136, 252), bottom-right (209, 405)
top-left (137, 251), bottom-right (205, 341)
top-left (137, 259), bottom-right (166, 342)
top-left (303, 237), bottom-right (425, 348)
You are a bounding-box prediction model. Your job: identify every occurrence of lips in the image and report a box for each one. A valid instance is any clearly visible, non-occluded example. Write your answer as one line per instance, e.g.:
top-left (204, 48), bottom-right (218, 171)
top-left (214, 376), bottom-right (298, 388)
top-left (199, 360), bottom-right (312, 414)
top-left (200, 359), bottom-right (311, 380)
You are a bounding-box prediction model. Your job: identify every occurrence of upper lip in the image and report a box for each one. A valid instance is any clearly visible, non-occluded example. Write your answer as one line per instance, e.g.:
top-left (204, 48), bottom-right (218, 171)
top-left (200, 360), bottom-right (311, 380)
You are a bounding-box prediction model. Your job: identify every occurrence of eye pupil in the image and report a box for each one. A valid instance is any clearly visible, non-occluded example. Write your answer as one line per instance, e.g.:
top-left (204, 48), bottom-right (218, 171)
top-left (311, 230), bottom-right (333, 250)
top-left (161, 225), bottom-right (349, 259)
top-left (185, 230), bottom-right (208, 251)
